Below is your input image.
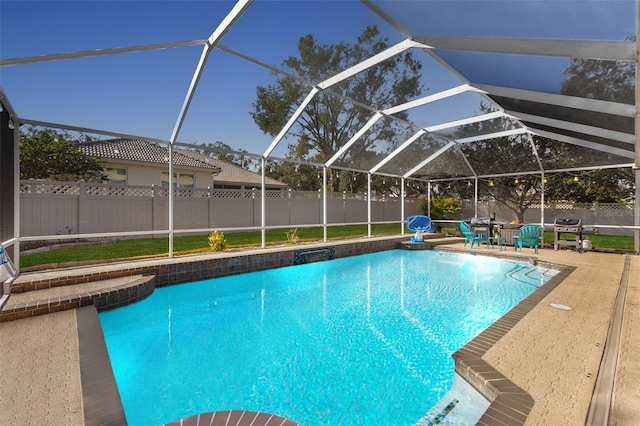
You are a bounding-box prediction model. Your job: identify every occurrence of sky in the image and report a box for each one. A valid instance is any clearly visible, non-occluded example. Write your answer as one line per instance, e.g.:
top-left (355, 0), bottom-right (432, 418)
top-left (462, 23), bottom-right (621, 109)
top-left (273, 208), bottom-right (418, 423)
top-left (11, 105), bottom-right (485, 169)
top-left (2, 0), bottom-right (417, 157)
top-left (1, 0), bottom-right (636, 159)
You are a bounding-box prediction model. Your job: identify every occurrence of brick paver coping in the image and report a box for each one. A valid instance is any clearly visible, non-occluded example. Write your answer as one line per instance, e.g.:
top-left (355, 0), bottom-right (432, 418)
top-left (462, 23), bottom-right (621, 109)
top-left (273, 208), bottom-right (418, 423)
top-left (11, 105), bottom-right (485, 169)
top-left (0, 274), bottom-right (155, 322)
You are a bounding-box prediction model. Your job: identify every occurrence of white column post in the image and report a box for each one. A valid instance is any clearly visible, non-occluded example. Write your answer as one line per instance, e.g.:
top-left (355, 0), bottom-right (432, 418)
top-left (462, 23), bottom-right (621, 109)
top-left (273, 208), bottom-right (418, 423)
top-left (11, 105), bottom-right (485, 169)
top-left (401, 177), bottom-right (406, 234)
top-left (474, 178), bottom-right (479, 218)
top-left (168, 145), bottom-right (174, 257)
top-left (367, 173), bottom-right (372, 238)
top-left (13, 118), bottom-right (20, 270)
top-left (541, 172), bottom-right (546, 230)
top-left (261, 157), bottom-right (266, 248)
top-left (427, 181), bottom-right (432, 216)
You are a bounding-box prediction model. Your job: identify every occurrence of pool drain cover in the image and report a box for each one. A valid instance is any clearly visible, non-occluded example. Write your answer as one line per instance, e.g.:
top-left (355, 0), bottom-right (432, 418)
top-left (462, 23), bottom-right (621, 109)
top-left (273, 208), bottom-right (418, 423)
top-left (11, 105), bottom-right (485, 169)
top-left (550, 303), bottom-right (572, 311)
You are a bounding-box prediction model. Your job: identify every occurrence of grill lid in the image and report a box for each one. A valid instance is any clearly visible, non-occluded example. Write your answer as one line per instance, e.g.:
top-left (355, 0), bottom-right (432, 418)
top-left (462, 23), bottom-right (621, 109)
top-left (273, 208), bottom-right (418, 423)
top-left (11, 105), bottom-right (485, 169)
top-left (470, 217), bottom-right (491, 225)
top-left (554, 218), bottom-right (581, 226)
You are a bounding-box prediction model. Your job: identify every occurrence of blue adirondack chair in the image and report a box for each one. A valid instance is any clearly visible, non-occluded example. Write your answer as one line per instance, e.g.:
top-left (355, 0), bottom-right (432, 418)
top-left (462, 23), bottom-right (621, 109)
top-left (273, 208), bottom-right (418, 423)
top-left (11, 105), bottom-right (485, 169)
top-left (459, 221), bottom-right (489, 248)
top-left (513, 224), bottom-right (541, 253)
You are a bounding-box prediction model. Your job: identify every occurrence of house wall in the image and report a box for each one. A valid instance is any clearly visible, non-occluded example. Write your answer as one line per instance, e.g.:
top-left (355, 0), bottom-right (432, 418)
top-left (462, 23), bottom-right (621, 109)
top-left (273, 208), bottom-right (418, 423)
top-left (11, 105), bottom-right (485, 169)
top-left (102, 160), bottom-right (283, 190)
top-left (103, 161), bottom-right (216, 188)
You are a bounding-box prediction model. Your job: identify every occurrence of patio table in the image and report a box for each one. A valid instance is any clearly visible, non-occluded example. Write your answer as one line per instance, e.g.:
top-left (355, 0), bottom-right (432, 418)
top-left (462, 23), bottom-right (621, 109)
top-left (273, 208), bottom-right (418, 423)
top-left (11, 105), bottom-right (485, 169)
top-left (488, 236), bottom-right (506, 251)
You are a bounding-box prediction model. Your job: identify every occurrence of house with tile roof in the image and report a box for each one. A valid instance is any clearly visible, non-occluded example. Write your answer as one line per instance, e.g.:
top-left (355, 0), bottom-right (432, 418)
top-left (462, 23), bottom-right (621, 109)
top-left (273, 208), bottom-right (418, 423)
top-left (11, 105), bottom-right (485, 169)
top-left (78, 138), bottom-right (287, 190)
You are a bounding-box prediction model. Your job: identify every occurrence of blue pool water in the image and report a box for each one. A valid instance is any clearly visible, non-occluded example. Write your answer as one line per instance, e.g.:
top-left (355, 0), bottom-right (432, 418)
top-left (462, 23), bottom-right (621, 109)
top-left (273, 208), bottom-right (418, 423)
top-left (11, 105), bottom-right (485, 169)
top-left (99, 250), bottom-right (558, 426)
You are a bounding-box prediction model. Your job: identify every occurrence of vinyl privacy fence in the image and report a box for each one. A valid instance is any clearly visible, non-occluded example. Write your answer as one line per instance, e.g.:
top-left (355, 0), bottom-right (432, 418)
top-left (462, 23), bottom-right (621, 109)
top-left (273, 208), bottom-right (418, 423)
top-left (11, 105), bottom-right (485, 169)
top-left (20, 181), bottom-right (422, 237)
top-left (20, 181), bottom-right (636, 238)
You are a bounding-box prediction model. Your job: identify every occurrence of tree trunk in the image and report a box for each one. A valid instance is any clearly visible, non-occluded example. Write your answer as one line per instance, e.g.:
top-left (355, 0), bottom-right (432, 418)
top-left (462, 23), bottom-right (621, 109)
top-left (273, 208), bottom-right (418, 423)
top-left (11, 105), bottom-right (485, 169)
top-left (331, 175), bottom-right (340, 193)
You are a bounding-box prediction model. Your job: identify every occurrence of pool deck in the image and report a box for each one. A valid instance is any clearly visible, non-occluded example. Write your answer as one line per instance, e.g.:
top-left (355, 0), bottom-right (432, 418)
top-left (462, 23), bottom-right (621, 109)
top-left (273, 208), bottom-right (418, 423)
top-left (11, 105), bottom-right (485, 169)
top-left (1, 238), bottom-right (639, 425)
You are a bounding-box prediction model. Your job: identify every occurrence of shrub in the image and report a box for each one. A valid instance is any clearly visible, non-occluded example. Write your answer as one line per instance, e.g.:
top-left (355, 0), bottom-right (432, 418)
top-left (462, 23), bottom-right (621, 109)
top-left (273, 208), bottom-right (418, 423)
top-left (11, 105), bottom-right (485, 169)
top-left (208, 230), bottom-right (227, 251)
top-left (286, 228), bottom-right (299, 244)
top-left (418, 197), bottom-right (461, 219)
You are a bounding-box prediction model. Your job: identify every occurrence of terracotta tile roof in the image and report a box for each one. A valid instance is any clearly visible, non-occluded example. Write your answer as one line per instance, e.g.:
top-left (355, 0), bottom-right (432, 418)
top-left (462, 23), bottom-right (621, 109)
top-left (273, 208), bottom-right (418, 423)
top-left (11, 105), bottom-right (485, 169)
top-left (79, 138), bottom-right (286, 187)
top-left (79, 138), bottom-right (221, 171)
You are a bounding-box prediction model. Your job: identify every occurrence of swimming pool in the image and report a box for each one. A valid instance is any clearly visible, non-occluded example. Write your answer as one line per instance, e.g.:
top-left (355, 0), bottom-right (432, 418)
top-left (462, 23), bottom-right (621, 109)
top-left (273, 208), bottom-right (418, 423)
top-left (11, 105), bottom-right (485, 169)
top-left (99, 250), bottom-right (558, 425)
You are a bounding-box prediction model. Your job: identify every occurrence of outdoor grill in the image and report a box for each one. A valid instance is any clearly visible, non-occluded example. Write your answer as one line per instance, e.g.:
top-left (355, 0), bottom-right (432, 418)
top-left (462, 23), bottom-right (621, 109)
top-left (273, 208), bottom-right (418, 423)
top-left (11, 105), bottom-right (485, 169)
top-left (470, 217), bottom-right (492, 238)
top-left (554, 218), bottom-right (582, 250)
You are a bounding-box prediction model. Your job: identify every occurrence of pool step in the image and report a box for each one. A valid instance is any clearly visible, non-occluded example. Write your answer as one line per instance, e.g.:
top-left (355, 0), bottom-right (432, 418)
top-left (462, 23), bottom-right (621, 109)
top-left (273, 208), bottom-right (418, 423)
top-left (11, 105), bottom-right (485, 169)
top-left (400, 237), bottom-right (465, 250)
top-left (0, 274), bottom-right (155, 322)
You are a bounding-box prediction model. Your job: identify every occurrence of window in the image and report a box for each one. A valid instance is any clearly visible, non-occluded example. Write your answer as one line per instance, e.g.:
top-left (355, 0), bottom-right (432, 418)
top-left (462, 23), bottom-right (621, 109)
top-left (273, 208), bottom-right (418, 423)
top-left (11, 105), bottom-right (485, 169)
top-left (161, 172), bottom-right (194, 188)
top-left (104, 167), bottom-right (127, 185)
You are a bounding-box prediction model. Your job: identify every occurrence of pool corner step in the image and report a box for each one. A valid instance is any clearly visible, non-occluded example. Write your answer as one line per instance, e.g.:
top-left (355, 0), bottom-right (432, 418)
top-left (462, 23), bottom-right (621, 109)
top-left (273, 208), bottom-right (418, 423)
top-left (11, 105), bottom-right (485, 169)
top-left (0, 274), bottom-right (156, 322)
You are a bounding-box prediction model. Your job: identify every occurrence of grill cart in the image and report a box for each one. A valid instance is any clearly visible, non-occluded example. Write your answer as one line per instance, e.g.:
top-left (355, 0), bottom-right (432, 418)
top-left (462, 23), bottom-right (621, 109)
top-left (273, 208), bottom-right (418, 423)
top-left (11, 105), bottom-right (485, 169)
top-left (554, 218), bottom-right (583, 251)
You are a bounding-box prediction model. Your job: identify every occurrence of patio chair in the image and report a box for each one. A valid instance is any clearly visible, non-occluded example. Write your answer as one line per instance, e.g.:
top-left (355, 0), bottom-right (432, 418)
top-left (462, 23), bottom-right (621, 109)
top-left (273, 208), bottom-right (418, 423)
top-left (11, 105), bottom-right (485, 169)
top-left (407, 215), bottom-right (434, 242)
top-left (459, 221), bottom-right (489, 248)
top-left (513, 224), bottom-right (541, 253)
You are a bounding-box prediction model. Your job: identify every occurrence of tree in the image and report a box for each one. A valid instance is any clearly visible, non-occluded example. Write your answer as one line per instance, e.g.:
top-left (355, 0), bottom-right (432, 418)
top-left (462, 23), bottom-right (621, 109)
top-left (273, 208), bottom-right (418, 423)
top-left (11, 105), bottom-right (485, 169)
top-left (544, 168), bottom-right (634, 203)
top-left (418, 196), bottom-right (461, 219)
top-left (252, 26), bottom-right (423, 193)
top-left (550, 55), bottom-right (635, 202)
top-left (562, 57), bottom-right (634, 104)
top-left (450, 85), bottom-right (635, 220)
top-left (263, 139), bottom-right (324, 191)
top-left (20, 127), bottom-right (104, 181)
top-left (199, 141), bottom-right (259, 171)
top-left (450, 103), bottom-right (545, 221)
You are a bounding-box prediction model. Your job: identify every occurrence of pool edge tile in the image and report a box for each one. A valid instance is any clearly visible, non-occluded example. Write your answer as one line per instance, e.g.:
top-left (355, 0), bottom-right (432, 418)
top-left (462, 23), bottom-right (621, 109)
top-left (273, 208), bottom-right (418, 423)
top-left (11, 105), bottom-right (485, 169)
top-left (76, 305), bottom-right (127, 426)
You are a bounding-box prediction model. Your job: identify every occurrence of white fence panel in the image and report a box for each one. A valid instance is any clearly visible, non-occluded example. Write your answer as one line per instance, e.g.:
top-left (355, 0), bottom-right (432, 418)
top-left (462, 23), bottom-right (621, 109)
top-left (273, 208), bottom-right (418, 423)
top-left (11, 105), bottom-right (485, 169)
top-left (289, 197), bottom-right (322, 225)
top-left (326, 198), bottom-right (346, 224)
top-left (265, 198), bottom-right (290, 227)
top-left (172, 197), bottom-right (211, 230)
top-left (345, 199), bottom-right (367, 223)
top-left (21, 194), bottom-right (78, 236)
top-left (79, 195), bottom-right (152, 233)
top-left (210, 198), bottom-right (256, 228)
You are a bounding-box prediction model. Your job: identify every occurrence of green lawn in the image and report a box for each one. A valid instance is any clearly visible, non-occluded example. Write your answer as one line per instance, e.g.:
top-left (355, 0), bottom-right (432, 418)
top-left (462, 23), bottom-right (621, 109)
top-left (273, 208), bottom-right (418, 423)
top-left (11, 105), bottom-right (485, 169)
top-left (542, 232), bottom-right (634, 250)
top-left (19, 224), bottom-right (636, 269)
top-left (19, 223), bottom-right (405, 268)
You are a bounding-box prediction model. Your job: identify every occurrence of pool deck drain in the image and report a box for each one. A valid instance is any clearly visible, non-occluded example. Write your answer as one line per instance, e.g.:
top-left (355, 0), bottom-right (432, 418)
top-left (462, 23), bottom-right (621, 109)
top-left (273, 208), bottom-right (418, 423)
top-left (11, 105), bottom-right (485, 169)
top-left (0, 239), bottom-right (638, 425)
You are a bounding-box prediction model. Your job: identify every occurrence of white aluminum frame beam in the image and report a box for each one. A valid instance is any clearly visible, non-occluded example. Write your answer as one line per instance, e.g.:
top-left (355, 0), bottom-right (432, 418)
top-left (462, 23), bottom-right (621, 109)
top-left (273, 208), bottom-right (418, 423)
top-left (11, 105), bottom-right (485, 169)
top-left (264, 39), bottom-right (427, 158)
top-left (427, 163), bottom-right (633, 182)
top-left (368, 111), bottom-right (507, 175)
top-left (369, 129), bottom-right (426, 174)
top-left (382, 84), bottom-right (480, 115)
top-left (507, 110), bottom-right (635, 144)
top-left (530, 129), bottom-right (635, 159)
top-left (168, 0), bottom-right (252, 257)
top-left (263, 87), bottom-right (319, 158)
top-left (527, 132), bottom-right (545, 173)
top-left (475, 84), bottom-right (635, 118)
top-left (325, 112), bottom-right (384, 167)
top-left (415, 37), bottom-right (635, 62)
top-left (403, 142), bottom-right (456, 178)
top-left (170, 0), bottom-right (253, 144)
top-left (425, 110), bottom-right (508, 133)
top-left (317, 39), bottom-right (429, 90)
top-left (0, 40), bottom-right (207, 67)
top-left (456, 128), bottom-right (528, 144)
top-left (20, 118), bottom-right (170, 146)
top-left (456, 144), bottom-right (478, 177)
